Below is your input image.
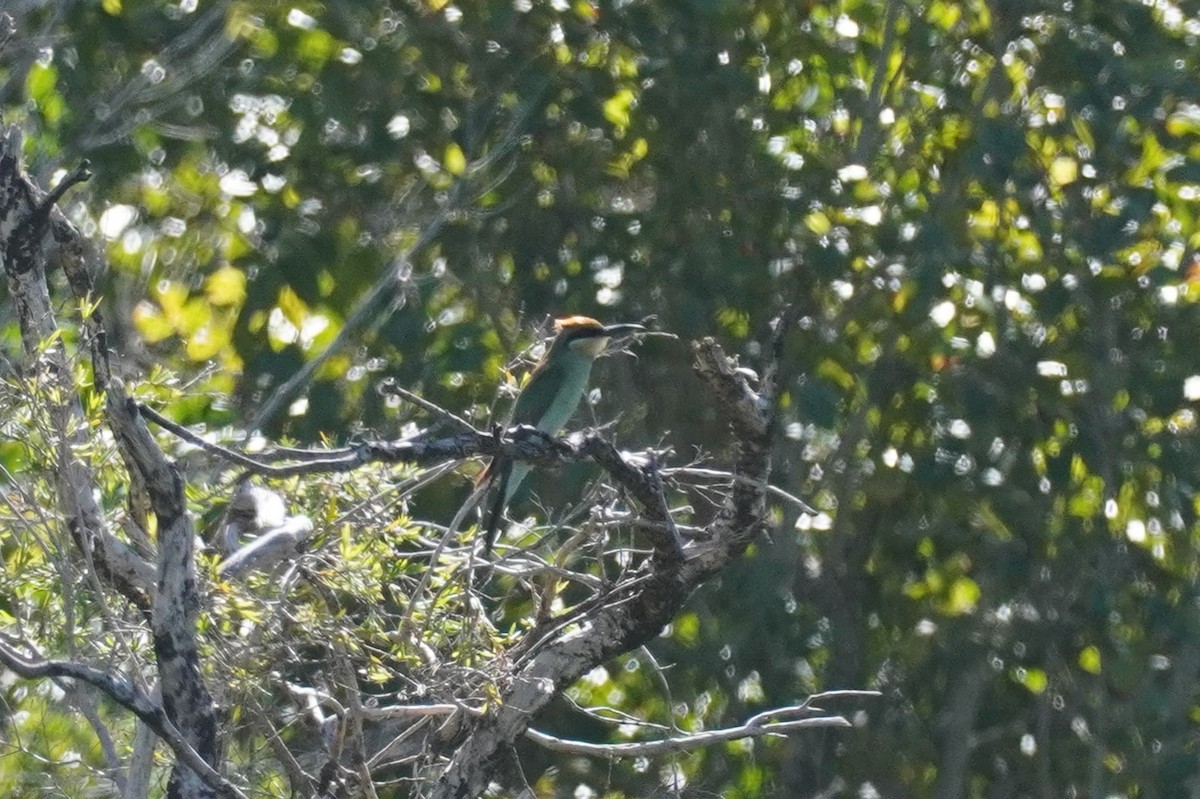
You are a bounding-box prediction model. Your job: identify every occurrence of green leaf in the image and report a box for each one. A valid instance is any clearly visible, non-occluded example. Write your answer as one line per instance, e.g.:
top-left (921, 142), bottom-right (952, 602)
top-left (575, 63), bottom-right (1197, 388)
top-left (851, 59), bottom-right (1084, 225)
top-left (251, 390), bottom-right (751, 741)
top-left (443, 142), bottom-right (467, 176)
top-left (945, 576), bottom-right (980, 615)
top-left (603, 88), bottom-right (636, 129)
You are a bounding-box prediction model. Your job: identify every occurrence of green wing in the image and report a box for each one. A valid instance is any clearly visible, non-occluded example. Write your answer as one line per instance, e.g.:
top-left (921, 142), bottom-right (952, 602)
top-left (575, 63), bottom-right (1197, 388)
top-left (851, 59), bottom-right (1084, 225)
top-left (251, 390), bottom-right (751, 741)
top-left (508, 347), bottom-right (571, 427)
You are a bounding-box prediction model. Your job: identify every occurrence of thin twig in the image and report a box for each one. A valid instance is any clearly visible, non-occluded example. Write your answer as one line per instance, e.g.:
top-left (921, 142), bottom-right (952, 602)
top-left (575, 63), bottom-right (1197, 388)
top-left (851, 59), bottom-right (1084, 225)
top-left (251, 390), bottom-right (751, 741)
top-left (367, 716), bottom-right (435, 770)
top-left (525, 715), bottom-right (854, 758)
top-left (334, 646), bottom-right (380, 799)
top-left (646, 457), bottom-right (684, 555)
top-left (0, 14), bottom-right (14, 57)
top-left (378, 379), bottom-right (479, 433)
top-left (664, 466), bottom-right (818, 515)
top-left (138, 402), bottom-right (364, 475)
top-left (362, 702), bottom-right (482, 722)
top-left (403, 478), bottom-right (489, 635)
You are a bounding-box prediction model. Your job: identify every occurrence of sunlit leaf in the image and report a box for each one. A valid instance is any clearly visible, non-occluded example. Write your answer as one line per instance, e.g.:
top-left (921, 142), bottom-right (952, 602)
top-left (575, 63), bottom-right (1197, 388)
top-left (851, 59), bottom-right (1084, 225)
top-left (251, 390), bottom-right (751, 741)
top-left (443, 142), bottom-right (467, 176)
top-left (945, 576), bottom-right (980, 615)
top-left (603, 88), bottom-right (636, 129)
top-left (205, 266), bottom-right (247, 307)
top-left (1079, 646), bottom-right (1103, 675)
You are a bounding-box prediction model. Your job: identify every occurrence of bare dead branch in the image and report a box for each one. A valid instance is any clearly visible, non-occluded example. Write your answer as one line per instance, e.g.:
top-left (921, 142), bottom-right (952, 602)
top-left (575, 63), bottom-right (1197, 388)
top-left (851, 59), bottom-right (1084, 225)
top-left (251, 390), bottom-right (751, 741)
top-left (666, 465), bottom-right (818, 514)
top-left (378, 378), bottom-right (480, 433)
top-left (526, 715), bottom-right (854, 758)
top-left (0, 640), bottom-right (247, 799)
top-left (362, 703), bottom-right (482, 722)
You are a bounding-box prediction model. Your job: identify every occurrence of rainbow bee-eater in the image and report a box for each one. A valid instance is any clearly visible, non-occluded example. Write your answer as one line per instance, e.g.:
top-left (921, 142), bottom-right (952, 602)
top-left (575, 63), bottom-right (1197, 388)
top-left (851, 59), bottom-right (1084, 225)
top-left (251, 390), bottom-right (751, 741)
top-left (480, 316), bottom-right (645, 554)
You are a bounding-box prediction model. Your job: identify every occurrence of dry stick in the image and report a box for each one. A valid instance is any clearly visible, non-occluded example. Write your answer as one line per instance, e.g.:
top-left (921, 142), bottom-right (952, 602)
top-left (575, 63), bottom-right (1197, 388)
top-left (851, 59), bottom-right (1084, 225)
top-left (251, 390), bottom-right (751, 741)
top-left (637, 645), bottom-right (680, 736)
top-left (378, 380), bottom-right (479, 434)
top-left (562, 693), bottom-right (671, 733)
top-left (664, 466), bottom-right (818, 514)
top-left (57, 677), bottom-right (126, 794)
top-left (367, 716), bottom-right (435, 770)
top-left (266, 724), bottom-right (316, 797)
top-left (645, 457), bottom-right (684, 555)
top-left (525, 716), bottom-right (853, 758)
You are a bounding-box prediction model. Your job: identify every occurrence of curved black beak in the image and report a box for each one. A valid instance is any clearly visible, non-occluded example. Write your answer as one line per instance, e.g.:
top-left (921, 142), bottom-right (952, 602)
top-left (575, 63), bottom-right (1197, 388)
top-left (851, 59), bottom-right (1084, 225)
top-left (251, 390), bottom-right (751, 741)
top-left (600, 322), bottom-right (646, 336)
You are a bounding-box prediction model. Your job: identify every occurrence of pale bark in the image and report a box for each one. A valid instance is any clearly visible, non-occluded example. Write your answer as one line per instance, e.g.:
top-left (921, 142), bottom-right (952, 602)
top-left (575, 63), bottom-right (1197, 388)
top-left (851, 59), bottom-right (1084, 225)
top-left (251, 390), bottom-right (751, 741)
top-left (1, 125), bottom-right (222, 799)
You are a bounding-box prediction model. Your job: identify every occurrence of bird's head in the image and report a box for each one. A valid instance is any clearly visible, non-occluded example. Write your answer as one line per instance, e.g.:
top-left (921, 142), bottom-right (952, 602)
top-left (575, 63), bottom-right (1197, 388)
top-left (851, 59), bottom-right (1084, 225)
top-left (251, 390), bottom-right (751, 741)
top-left (553, 315), bottom-right (645, 359)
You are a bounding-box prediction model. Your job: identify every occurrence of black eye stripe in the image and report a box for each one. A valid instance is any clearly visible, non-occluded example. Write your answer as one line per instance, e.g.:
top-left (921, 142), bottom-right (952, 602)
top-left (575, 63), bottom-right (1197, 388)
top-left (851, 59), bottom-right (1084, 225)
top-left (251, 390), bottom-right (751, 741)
top-left (564, 327), bottom-right (606, 340)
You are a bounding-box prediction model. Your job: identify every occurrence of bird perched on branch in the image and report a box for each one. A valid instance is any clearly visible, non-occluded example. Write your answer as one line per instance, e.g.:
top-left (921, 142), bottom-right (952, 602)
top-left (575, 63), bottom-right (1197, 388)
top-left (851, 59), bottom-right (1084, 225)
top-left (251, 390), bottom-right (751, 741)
top-left (479, 315), bottom-right (645, 554)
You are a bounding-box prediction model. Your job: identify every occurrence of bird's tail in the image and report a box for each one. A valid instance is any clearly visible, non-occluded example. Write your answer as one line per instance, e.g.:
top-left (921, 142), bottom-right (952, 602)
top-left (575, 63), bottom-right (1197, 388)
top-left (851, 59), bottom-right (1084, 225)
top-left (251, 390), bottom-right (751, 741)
top-left (482, 461), bottom-right (512, 556)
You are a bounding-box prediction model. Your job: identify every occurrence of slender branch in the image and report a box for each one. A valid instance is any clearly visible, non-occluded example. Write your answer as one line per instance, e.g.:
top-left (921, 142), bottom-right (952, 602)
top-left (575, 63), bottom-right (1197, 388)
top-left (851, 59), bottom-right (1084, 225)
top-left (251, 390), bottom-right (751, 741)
top-left (57, 676), bottom-right (126, 794)
top-left (259, 718), bottom-right (315, 798)
top-left (0, 13), bottom-right (14, 57)
top-left (378, 378), bottom-right (480, 433)
top-left (362, 702), bottom-right (482, 721)
top-left (334, 645), bottom-right (381, 799)
top-left (529, 691), bottom-right (882, 762)
top-left (139, 401), bottom-right (364, 474)
top-left (367, 716), bottom-right (434, 770)
top-left (525, 715), bottom-right (853, 758)
top-left (646, 456), bottom-right (684, 555)
top-left (747, 689), bottom-right (882, 724)
top-left (665, 466), bottom-right (817, 514)
top-left (401, 476), bottom-right (487, 633)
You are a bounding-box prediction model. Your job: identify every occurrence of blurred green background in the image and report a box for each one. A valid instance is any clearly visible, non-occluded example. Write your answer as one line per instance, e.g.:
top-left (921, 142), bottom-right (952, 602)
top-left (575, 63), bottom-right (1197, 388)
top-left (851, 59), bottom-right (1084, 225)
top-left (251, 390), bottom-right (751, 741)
top-left (5, 0), bottom-right (1200, 796)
